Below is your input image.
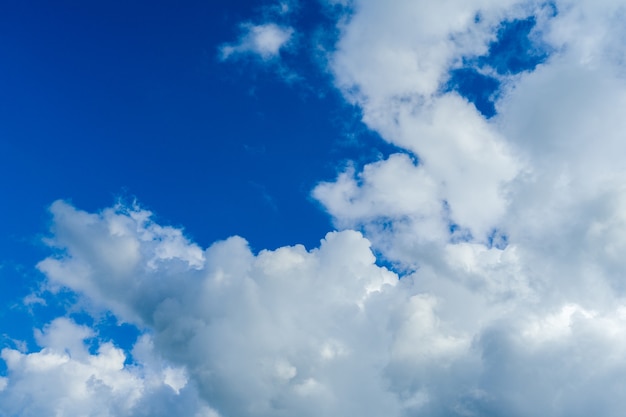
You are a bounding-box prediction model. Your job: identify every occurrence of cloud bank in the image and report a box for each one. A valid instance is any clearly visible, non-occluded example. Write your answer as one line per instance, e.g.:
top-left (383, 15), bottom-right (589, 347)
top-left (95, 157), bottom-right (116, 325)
top-left (5, 0), bottom-right (626, 416)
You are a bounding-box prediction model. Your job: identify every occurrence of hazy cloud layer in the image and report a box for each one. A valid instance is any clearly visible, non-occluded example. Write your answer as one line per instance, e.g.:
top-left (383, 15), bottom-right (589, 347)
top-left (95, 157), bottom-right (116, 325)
top-left (5, 0), bottom-right (626, 416)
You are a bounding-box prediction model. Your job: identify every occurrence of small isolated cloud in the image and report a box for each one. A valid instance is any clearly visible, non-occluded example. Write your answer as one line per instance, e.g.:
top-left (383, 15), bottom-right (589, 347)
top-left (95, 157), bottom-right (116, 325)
top-left (220, 23), bottom-right (294, 61)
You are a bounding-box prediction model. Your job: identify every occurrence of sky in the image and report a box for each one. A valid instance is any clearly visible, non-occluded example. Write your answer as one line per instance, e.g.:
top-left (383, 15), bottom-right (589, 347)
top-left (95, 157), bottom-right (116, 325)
top-left (2, 0), bottom-right (626, 416)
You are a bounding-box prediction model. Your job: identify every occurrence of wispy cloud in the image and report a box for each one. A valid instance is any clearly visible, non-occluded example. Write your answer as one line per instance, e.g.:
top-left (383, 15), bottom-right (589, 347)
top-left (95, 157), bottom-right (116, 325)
top-left (220, 23), bottom-right (294, 61)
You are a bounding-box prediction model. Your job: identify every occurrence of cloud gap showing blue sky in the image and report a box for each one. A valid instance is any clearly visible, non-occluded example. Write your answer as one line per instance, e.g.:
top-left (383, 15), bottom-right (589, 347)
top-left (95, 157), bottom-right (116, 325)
top-left (447, 14), bottom-right (551, 118)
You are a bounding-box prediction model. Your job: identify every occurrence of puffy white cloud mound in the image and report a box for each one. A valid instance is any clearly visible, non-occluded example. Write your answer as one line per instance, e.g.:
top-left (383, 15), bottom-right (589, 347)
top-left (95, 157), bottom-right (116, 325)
top-left (317, 0), bottom-right (626, 275)
top-left (32, 201), bottom-right (415, 417)
top-left (1, 189), bottom-right (624, 416)
top-left (0, 317), bottom-right (212, 417)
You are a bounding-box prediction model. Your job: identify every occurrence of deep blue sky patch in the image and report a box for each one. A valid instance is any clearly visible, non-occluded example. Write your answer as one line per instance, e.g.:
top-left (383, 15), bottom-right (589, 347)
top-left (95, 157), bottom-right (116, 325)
top-left (480, 16), bottom-right (549, 75)
top-left (447, 15), bottom-right (550, 118)
top-left (446, 68), bottom-right (500, 117)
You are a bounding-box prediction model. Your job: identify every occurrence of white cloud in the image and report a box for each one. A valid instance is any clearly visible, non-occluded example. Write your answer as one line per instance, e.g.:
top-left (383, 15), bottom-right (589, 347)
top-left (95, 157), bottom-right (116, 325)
top-left (312, 0), bottom-right (626, 414)
top-left (316, 0), bottom-right (626, 284)
top-left (321, 0), bottom-right (529, 242)
top-left (328, 0), bottom-right (533, 105)
top-left (33, 203), bottom-right (411, 416)
top-left (220, 23), bottom-right (294, 61)
top-left (20, 188), bottom-right (626, 417)
top-left (0, 317), bottom-right (210, 417)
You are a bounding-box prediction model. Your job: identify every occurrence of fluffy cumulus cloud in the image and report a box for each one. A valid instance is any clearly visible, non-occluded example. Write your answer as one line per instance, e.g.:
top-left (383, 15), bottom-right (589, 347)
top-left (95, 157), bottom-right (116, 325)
top-left (314, 0), bottom-right (626, 415)
top-left (5, 0), bottom-right (626, 416)
top-left (31, 201), bottom-right (407, 417)
top-left (0, 316), bottom-right (214, 417)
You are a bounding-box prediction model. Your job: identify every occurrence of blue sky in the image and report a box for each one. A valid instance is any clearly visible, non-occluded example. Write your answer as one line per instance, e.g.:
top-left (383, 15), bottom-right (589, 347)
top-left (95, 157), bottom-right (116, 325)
top-left (3, 1), bottom-right (626, 416)
top-left (0, 0), bottom-right (353, 250)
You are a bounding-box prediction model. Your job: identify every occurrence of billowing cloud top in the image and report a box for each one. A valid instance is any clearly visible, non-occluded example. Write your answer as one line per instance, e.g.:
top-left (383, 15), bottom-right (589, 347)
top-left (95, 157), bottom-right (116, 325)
top-left (5, 0), bottom-right (626, 416)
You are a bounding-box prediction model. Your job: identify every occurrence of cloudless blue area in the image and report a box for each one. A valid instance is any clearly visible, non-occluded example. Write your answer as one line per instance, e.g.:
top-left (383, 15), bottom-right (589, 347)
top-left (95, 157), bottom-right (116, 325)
top-left (480, 16), bottom-right (548, 75)
top-left (447, 16), bottom-right (549, 118)
top-left (447, 69), bottom-right (500, 117)
top-left (0, 0), bottom-right (396, 353)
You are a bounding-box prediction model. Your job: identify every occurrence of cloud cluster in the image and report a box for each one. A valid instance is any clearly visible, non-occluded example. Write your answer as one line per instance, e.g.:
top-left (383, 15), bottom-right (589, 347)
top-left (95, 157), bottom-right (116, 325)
top-left (0, 316), bottom-right (214, 417)
top-left (317, 0), bottom-right (626, 298)
top-left (32, 201), bottom-right (408, 417)
top-left (312, 0), bottom-right (626, 414)
top-left (5, 0), bottom-right (626, 416)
